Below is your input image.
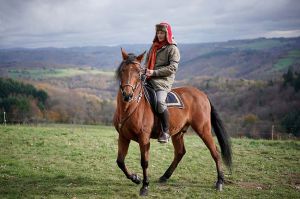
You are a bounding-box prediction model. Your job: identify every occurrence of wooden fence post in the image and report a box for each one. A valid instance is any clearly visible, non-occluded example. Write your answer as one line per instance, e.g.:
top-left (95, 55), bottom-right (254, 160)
top-left (3, 111), bottom-right (6, 126)
top-left (271, 125), bottom-right (274, 140)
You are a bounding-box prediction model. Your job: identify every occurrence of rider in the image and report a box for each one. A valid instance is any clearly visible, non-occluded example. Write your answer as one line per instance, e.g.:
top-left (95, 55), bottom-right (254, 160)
top-left (145, 22), bottom-right (180, 143)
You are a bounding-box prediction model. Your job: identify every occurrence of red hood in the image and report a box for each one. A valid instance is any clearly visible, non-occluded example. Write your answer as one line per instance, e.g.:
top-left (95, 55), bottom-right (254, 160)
top-left (153, 22), bottom-right (174, 45)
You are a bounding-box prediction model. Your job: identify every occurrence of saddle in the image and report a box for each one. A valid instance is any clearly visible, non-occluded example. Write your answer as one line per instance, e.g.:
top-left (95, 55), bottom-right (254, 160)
top-left (143, 83), bottom-right (184, 114)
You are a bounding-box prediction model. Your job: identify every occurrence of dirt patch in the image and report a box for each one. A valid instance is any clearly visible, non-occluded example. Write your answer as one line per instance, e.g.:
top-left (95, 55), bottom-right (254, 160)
top-left (287, 173), bottom-right (300, 190)
top-left (236, 181), bottom-right (270, 190)
top-left (224, 179), bottom-right (270, 190)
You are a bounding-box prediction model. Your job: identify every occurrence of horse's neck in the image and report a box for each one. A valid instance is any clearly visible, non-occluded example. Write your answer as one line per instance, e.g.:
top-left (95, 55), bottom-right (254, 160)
top-left (115, 87), bottom-right (157, 136)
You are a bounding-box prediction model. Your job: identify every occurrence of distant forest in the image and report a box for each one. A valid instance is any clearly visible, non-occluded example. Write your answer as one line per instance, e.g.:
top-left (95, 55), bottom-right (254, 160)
top-left (0, 67), bottom-right (299, 137)
top-left (185, 67), bottom-right (300, 138)
top-left (0, 77), bottom-right (114, 125)
top-left (0, 78), bottom-right (47, 123)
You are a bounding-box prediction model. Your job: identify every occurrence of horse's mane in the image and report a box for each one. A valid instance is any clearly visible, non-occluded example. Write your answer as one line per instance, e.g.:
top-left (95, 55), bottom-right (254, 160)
top-left (115, 53), bottom-right (137, 81)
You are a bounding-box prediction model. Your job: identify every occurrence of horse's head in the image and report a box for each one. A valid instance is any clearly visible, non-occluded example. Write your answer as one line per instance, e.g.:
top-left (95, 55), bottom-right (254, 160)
top-left (116, 48), bottom-right (146, 102)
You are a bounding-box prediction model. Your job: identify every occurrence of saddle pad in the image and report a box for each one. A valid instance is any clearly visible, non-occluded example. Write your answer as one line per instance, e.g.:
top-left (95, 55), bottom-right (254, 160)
top-left (144, 84), bottom-right (184, 113)
top-left (166, 91), bottom-right (184, 108)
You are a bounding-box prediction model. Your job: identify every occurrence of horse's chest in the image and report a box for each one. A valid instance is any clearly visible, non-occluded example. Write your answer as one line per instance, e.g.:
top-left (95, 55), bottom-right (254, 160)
top-left (118, 117), bottom-right (141, 136)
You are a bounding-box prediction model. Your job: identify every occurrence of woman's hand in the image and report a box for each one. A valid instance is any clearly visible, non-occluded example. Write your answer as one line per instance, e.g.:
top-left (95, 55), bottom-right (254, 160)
top-left (145, 69), bottom-right (154, 77)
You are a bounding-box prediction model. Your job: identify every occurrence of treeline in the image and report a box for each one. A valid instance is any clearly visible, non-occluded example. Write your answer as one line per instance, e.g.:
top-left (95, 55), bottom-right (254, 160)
top-left (280, 67), bottom-right (300, 136)
top-left (44, 86), bottom-right (115, 125)
top-left (0, 78), bottom-right (48, 123)
top-left (0, 77), bottom-right (115, 125)
top-left (37, 73), bottom-right (116, 124)
top-left (1, 72), bottom-right (299, 138)
top-left (282, 66), bottom-right (300, 92)
top-left (185, 73), bottom-right (300, 138)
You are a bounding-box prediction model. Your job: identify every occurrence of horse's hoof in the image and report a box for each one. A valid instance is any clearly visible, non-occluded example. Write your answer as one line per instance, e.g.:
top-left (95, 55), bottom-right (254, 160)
top-left (131, 174), bottom-right (141, 184)
top-left (159, 176), bottom-right (168, 183)
top-left (216, 182), bottom-right (223, 191)
top-left (139, 186), bottom-right (148, 196)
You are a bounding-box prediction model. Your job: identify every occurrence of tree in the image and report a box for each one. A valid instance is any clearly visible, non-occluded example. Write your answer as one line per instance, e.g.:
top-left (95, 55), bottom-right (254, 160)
top-left (282, 67), bottom-right (294, 87)
top-left (294, 72), bottom-right (300, 92)
top-left (243, 113), bottom-right (258, 125)
top-left (281, 111), bottom-right (300, 137)
top-left (36, 90), bottom-right (48, 104)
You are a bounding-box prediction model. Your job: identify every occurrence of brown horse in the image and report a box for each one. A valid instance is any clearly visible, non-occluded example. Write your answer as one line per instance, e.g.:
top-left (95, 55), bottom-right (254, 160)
top-left (113, 49), bottom-right (232, 196)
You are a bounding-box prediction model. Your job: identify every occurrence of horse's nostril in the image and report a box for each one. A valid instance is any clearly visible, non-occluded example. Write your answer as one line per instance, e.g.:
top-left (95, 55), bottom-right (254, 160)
top-left (123, 93), bottom-right (133, 102)
top-left (123, 95), bottom-right (129, 101)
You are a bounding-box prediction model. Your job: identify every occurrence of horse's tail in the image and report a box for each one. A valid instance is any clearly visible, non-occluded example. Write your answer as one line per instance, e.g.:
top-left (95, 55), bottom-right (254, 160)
top-left (209, 100), bottom-right (232, 170)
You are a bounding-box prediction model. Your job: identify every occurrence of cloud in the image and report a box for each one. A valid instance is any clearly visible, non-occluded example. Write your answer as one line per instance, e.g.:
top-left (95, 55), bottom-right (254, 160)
top-left (263, 29), bottom-right (300, 38)
top-left (0, 0), bottom-right (299, 48)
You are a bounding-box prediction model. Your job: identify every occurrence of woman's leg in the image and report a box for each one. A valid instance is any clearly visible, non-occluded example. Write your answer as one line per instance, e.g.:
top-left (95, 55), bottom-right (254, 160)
top-left (156, 90), bottom-right (170, 143)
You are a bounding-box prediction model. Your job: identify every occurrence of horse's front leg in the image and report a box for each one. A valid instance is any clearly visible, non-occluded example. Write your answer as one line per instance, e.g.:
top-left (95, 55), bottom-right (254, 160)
top-left (139, 138), bottom-right (150, 196)
top-left (116, 135), bottom-right (141, 184)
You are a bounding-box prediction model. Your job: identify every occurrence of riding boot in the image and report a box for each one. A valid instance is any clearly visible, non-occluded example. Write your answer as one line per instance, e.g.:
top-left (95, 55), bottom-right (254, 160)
top-left (158, 109), bottom-right (170, 143)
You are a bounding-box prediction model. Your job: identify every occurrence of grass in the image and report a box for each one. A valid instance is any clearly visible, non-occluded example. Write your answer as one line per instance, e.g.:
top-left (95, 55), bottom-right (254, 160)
top-left (274, 50), bottom-right (300, 70)
top-left (4, 68), bottom-right (114, 80)
top-left (0, 124), bottom-right (299, 198)
top-left (236, 39), bottom-right (283, 50)
top-left (274, 58), bottom-right (295, 70)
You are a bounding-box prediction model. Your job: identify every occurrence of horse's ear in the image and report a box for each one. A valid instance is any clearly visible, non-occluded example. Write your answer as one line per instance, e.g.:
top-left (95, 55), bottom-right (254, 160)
top-left (121, 48), bottom-right (128, 60)
top-left (136, 51), bottom-right (146, 63)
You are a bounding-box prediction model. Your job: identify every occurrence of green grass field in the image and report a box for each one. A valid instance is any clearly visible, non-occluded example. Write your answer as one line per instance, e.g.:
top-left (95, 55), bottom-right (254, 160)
top-left (0, 124), bottom-right (299, 198)
top-left (274, 50), bottom-right (300, 70)
top-left (237, 39), bottom-right (283, 50)
top-left (4, 68), bottom-right (114, 80)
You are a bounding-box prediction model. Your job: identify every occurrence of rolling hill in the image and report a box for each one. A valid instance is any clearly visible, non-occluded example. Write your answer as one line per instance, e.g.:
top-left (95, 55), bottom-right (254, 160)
top-left (1, 37), bottom-right (300, 80)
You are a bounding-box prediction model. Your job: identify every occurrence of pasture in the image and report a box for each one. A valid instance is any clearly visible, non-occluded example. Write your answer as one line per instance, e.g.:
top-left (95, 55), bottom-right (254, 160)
top-left (4, 68), bottom-right (114, 80)
top-left (0, 124), bottom-right (299, 198)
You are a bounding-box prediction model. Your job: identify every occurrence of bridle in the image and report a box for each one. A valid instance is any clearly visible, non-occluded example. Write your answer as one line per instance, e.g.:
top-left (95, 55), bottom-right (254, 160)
top-left (119, 60), bottom-right (145, 103)
top-left (117, 60), bottom-right (146, 130)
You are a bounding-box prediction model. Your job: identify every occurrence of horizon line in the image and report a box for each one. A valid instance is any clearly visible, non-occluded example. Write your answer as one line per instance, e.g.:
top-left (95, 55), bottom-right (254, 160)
top-left (0, 36), bottom-right (299, 50)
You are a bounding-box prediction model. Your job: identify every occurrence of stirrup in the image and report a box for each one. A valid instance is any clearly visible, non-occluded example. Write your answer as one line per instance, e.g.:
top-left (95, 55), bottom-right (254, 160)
top-left (158, 132), bottom-right (170, 143)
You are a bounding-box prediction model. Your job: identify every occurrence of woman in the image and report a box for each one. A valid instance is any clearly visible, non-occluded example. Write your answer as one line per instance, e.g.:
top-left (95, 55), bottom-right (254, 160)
top-left (145, 22), bottom-right (180, 143)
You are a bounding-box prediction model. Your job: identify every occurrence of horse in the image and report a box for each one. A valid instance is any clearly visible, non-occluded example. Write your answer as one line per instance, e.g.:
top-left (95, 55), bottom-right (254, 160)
top-left (113, 48), bottom-right (232, 196)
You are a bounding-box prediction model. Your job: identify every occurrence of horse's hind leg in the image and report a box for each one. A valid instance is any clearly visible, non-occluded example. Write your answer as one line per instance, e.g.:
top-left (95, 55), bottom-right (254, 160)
top-left (159, 132), bottom-right (186, 182)
top-left (116, 135), bottom-right (141, 185)
top-left (192, 122), bottom-right (224, 191)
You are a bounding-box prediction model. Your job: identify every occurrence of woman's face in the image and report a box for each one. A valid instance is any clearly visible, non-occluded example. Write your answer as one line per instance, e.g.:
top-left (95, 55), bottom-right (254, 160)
top-left (156, 31), bottom-right (166, 42)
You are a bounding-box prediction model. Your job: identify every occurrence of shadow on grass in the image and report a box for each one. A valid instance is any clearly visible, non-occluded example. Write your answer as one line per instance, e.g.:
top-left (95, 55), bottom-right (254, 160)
top-left (1, 173), bottom-right (236, 198)
top-left (0, 173), bottom-right (137, 198)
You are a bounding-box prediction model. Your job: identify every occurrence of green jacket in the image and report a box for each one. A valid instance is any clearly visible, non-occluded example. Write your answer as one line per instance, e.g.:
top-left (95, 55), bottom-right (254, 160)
top-left (145, 43), bottom-right (180, 92)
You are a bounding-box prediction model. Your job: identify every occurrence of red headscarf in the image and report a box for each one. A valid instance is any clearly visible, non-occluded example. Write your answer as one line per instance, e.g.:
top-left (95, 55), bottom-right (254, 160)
top-left (147, 22), bottom-right (174, 71)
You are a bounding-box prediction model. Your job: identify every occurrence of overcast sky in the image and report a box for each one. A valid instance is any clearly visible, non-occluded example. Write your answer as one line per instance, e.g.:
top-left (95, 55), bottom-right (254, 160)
top-left (0, 0), bottom-right (300, 48)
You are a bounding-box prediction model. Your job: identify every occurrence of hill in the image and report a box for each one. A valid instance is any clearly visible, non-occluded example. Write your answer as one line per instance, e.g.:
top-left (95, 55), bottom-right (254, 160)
top-left (0, 44), bottom-right (148, 70)
top-left (1, 37), bottom-right (300, 80)
top-left (178, 37), bottom-right (300, 80)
